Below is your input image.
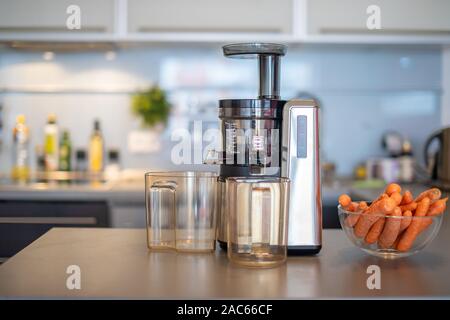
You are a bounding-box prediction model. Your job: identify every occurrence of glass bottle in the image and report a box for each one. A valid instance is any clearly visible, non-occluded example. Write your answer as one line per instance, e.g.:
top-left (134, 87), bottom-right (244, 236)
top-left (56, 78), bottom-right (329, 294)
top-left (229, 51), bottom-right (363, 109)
top-left (104, 149), bottom-right (121, 181)
top-left (11, 114), bottom-right (30, 183)
top-left (44, 113), bottom-right (59, 171)
top-left (89, 119), bottom-right (104, 173)
top-left (75, 149), bottom-right (87, 172)
top-left (59, 130), bottom-right (72, 171)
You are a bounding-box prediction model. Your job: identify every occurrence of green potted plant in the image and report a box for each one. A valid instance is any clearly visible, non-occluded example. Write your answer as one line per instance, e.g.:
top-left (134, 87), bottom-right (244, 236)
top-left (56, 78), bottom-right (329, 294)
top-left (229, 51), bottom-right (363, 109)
top-left (131, 86), bottom-right (171, 129)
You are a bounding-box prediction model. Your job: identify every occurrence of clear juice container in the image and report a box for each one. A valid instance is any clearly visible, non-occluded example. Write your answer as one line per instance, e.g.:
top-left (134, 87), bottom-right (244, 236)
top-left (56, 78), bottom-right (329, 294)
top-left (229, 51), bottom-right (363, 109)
top-left (226, 177), bottom-right (290, 268)
top-left (145, 171), bottom-right (218, 252)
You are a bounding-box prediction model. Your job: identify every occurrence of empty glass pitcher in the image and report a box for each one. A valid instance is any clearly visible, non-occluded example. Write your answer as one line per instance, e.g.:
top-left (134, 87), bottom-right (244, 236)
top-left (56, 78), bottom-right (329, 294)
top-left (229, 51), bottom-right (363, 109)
top-left (145, 171), bottom-right (218, 252)
top-left (226, 177), bottom-right (290, 267)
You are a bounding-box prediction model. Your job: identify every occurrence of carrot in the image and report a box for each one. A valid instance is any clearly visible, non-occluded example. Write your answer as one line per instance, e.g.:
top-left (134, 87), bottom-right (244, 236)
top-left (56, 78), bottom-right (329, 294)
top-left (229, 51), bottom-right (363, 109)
top-left (340, 194), bottom-right (359, 227)
top-left (399, 210), bottom-right (412, 233)
top-left (377, 193), bottom-right (390, 202)
top-left (365, 218), bottom-right (385, 244)
top-left (416, 197), bottom-right (447, 234)
top-left (350, 202), bottom-right (360, 211)
top-left (418, 218), bottom-right (433, 233)
top-left (379, 207), bottom-right (402, 249)
top-left (359, 201), bottom-right (369, 210)
top-left (385, 183), bottom-right (401, 196)
top-left (339, 195), bottom-right (359, 212)
top-left (367, 193), bottom-right (388, 210)
top-left (415, 188), bottom-right (441, 203)
top-left (338, 194), bottom-right (351, 208)
top-left (400, 190), bottom-right (414, 205)
top-left (427, 197), bottom-right (448, 216)
top-left (418, 196), bottom-right (447, 231)
top-left (392, 231), bottom-right (403, 249)
top-left (403, 216), bottom-right (433, 244)
top-left (354, 198), bottom-right (396, 238)
top-left (390, 192), bottom-right (403, 206)
top-left (344, 201), bottom-right (368, 227)
top-left (399, 202), bottom-right (418, 212)
top-left (397, 197), bottom-right (431, 252)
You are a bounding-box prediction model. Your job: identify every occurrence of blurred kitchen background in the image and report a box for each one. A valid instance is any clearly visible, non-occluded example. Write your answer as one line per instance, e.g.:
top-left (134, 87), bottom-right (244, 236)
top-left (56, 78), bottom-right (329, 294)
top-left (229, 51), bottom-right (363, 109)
top-left (1, 0), bottom-right (450, 259)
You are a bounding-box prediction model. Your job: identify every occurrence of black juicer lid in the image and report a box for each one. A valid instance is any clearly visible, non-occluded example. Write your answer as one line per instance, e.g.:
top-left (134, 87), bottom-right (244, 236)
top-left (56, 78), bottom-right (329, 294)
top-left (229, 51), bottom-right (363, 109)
top-left (219, 99), bottom-right (286, 120)
top-left (222, 43), bottom-right (287, 100)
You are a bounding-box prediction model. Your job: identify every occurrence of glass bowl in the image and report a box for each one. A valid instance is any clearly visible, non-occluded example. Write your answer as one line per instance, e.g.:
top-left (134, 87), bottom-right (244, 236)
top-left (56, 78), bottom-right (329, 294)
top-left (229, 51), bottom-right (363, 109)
top-left (338, 204), bottom-right (443, 259)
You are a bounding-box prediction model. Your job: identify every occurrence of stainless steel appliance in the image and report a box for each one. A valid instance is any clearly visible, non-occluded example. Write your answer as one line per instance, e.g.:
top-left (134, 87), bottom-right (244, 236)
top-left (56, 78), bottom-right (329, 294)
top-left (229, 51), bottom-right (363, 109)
top-left (424, 127), bottom-right (450, 188)
top-left (281, 100), bottom-right (322, 254)
top-left (209, 43), bottom-right (322, 255)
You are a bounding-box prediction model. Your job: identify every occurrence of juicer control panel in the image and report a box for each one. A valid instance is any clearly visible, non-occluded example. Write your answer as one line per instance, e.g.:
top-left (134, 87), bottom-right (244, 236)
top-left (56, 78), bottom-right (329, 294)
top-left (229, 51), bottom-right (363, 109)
top-left (297, 115), bottom-right (308, 159)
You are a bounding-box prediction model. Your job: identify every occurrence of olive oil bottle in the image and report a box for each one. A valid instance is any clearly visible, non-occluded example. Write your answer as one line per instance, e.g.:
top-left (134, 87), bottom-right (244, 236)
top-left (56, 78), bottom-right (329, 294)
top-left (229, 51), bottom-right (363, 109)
top-left (89, 119), bottom-right (104, 173)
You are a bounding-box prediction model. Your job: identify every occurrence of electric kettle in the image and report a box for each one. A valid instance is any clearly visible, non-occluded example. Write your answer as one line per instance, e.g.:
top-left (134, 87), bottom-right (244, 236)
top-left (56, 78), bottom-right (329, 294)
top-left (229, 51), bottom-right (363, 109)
top-left (424, 127), bottom-right (450, 187)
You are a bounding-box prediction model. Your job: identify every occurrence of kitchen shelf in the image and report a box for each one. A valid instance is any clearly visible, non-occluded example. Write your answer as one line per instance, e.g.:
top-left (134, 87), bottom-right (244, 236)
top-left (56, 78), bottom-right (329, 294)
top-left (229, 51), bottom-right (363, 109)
top-left (0, 86), bottom-right (441, 96)
top-left (1, 32), bottom-right (450, 47)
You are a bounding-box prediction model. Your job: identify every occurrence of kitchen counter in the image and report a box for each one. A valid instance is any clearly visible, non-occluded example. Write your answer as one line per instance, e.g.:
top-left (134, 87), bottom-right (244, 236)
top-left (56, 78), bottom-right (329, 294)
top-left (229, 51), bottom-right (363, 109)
top-left (0, 179), bottom-right (147, 232)
top-left (0, 181), bottom-right (345, 202)
top-left (0, 180), bottom-right (144, 203)
top-left (1, 221), bottom-right (449, 298)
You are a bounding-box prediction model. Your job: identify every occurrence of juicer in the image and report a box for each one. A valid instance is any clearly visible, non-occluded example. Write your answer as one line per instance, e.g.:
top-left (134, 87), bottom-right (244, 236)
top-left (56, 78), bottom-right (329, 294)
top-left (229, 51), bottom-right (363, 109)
top-left (208, 43), bottom-right (322, 255)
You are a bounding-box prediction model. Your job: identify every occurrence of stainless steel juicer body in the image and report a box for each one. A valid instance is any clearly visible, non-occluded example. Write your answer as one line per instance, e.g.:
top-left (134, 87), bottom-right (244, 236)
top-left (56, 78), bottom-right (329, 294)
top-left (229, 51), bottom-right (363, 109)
top-left (281, 100), bottom-right (322, 254)
top-left (214, 43), bottom-right (322, 255)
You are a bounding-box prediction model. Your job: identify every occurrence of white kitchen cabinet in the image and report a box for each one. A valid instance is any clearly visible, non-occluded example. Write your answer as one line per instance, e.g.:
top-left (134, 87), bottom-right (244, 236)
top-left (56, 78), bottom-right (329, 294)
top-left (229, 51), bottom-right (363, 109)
top-left (0, 0), bottom-right (114, 33)
top-left (128, 0), bottom-right (293, 34)
top-left (0, 0), bottom-right (449, 44)
top-left (307, 0), bottom-right (450, 35)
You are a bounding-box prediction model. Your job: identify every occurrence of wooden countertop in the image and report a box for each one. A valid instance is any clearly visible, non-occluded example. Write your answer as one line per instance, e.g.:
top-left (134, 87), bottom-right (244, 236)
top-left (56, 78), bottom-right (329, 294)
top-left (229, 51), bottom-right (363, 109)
top-left (0, 223), bottom-right (449, 299)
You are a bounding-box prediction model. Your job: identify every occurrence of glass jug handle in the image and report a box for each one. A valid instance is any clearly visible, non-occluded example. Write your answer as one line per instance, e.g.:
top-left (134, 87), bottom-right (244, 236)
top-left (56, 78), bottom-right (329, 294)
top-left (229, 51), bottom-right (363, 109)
top-left (149, 181), bottom-right (177, 249)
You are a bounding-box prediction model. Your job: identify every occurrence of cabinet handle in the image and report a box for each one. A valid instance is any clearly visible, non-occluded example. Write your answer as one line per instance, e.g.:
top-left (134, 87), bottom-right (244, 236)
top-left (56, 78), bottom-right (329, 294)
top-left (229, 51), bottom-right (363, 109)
top-left (0, 217), bottom-right (97, 225)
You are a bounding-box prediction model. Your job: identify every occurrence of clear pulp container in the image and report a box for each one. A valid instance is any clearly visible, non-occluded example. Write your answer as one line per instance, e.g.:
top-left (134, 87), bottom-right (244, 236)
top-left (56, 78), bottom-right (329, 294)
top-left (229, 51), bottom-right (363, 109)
top-left (226, 177), bottom-right (290, 267)
top-left (145, 171), bottom-right (217, 252)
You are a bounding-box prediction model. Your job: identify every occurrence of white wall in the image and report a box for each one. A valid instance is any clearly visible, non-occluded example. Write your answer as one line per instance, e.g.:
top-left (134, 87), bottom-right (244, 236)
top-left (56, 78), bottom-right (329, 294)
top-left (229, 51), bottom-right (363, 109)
top-left (0, 45), bottom-right (443, 176)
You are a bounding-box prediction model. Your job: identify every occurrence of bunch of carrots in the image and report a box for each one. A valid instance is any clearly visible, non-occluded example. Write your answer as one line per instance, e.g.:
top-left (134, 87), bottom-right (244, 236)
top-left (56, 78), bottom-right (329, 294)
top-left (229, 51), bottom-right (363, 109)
top-left (339, 184), bottom-right (447, 252)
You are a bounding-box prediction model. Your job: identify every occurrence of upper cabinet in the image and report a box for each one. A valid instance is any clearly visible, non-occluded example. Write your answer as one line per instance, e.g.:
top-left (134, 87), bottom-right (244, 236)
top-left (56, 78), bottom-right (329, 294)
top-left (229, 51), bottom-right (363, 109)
top-left (0, 0), bottom-right (114, 33)
top-left (307, 0), bottom-right (450, 35)
top-left (127, 0), bottom-right (293, 34)
top-left (0, 0), bottom-right (450, 44)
